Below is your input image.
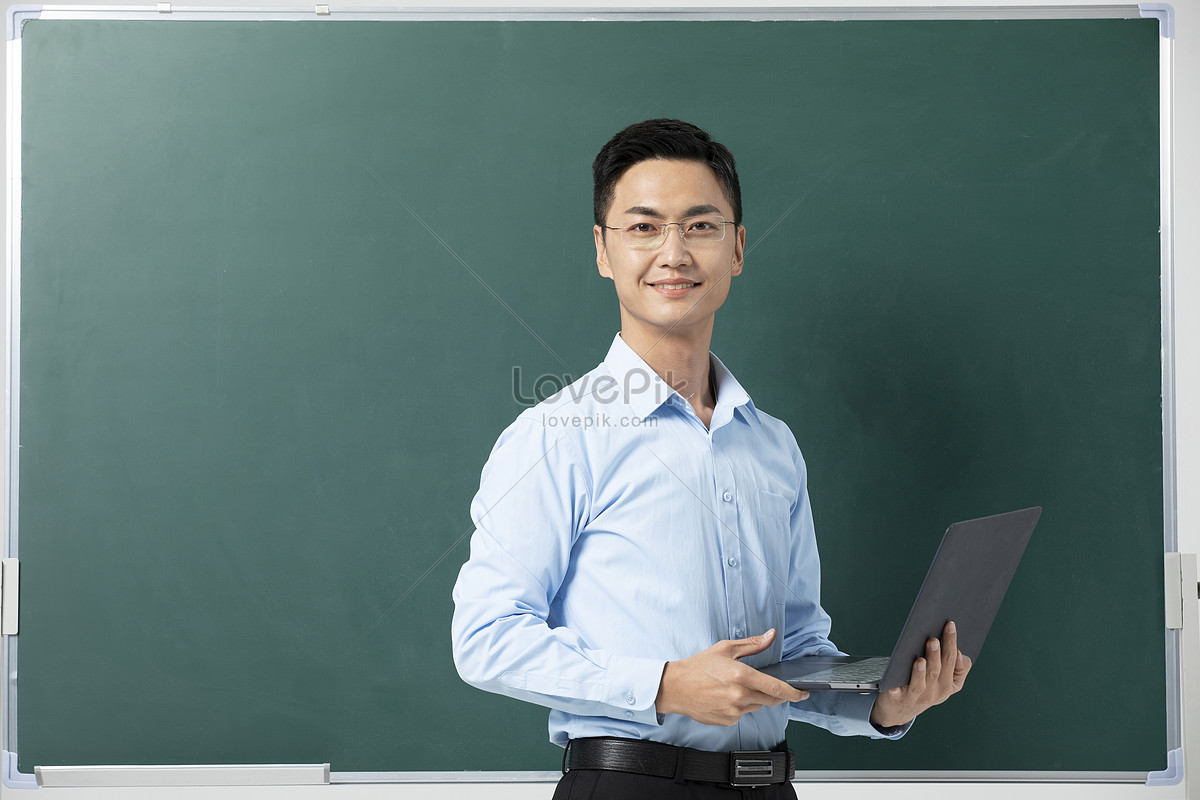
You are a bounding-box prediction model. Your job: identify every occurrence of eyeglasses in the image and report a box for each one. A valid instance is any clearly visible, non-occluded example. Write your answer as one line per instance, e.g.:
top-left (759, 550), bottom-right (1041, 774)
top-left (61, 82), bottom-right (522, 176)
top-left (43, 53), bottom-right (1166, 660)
top-left (603, 216), bottom-right (737, 249)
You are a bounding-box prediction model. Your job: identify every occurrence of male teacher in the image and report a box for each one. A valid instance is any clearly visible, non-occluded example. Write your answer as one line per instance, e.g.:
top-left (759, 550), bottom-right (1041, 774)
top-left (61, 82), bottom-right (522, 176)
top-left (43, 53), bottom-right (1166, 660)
top-left (451, 119), bottom-right (970, 799)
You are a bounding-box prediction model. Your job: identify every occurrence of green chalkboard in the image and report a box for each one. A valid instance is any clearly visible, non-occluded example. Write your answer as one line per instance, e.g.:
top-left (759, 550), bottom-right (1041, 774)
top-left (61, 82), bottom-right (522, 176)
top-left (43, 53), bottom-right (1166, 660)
top-left (11, 15), bottom-right (1165, 776)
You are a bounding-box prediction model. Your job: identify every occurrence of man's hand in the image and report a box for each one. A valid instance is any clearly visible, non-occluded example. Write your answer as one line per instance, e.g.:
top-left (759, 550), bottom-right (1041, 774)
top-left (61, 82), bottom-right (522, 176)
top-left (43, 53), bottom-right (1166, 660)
top-left (869, 620), bottom-right (972, 729)
top-left (655, 629), bottom-right (808, 726)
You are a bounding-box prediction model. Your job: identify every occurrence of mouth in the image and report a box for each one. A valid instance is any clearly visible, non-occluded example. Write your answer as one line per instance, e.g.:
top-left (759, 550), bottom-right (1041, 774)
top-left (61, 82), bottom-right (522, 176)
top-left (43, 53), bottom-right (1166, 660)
top-left (648, 281), bottom-right (701, 291)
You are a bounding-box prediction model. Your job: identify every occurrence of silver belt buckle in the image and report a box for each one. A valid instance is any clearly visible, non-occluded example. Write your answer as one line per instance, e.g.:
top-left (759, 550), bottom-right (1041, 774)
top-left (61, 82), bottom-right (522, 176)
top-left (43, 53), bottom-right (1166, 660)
top-left (730, 751), bottom-right (777, 786)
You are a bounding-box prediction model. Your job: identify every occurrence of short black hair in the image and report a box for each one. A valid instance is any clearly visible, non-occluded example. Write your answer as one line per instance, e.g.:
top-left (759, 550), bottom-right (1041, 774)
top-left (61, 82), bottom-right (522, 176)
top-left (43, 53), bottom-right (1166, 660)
top-left (592, 119), bottom-right (742, 228)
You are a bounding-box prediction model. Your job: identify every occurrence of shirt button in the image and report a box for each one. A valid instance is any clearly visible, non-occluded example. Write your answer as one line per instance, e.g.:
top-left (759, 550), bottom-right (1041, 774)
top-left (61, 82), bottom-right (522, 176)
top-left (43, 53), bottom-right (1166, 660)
top-left (626, 694), bottom-right (636, 705)
top-left (728, 557), bottom-right (738, 568)
top-left (734, 628), bottom-right (744, 638)
top-left (722, 491), bottom-right (733, 502)
top-left (625, 712), bottom-right (635, 720)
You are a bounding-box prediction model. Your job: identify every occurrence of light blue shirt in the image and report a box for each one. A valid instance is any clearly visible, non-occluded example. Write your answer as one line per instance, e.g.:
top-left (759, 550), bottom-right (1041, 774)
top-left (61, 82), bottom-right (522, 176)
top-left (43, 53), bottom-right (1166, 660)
top-left (451, 333), bottom-right (901, 754)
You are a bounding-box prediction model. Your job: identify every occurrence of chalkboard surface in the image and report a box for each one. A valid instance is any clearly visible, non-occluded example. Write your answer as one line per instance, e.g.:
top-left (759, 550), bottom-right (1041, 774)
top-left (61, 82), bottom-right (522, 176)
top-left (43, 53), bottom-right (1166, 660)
top-left (13, 17), bottom-right (1164, 775)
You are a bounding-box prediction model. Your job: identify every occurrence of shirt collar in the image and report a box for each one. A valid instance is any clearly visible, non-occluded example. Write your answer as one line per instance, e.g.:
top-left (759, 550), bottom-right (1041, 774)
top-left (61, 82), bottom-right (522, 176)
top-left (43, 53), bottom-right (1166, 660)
top-left (602, 333), bottom-right (761, 425)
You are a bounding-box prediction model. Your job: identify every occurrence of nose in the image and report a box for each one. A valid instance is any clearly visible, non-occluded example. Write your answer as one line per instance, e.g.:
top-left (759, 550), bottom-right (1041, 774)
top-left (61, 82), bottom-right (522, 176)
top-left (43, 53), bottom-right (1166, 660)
top-left (658, 223), bottom-right (693, 262)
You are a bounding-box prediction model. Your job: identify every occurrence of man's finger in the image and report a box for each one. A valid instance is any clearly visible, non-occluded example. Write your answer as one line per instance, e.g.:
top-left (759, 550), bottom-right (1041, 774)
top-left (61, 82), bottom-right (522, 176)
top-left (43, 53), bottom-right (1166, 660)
top-left (941, 621), bottom-right (960, 676)
top-left (724, 628), bottom-right (776, 660)
top-left (952, 652), bottom-right (972, 691)
top-left (743, 667), bottom-right (806, 703)
top-left (924, 637), bottom-right (942, 684)
top-left (943, 621), bottom-right (958, 656)
top-left (908, 656), bottom-right (928, 695)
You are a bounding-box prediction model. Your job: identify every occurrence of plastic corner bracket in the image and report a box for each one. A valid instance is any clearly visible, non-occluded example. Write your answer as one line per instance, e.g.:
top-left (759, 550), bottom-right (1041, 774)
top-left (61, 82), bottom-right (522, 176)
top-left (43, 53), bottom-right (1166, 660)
top-left (6, 5), bottom-right (40, 42)
top-left (1146, 747), bottom-right (1183, 786)
top-left (1140, 2), bottom-right (1175, 38)
top-left (3, 751), bottom-right (38, 790)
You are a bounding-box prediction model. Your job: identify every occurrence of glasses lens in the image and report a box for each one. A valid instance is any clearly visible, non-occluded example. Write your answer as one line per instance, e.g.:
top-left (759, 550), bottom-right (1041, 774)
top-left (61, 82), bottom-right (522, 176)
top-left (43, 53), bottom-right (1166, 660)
top-left (621, 222), bottom-right (665, 248)
top-left (682, 217), bottom-right (728, 242)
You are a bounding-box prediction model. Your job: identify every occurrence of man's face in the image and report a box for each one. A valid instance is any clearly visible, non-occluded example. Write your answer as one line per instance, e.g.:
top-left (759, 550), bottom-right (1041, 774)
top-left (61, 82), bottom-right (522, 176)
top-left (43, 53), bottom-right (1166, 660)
top-left (593, 159), bottom-right (745, 343)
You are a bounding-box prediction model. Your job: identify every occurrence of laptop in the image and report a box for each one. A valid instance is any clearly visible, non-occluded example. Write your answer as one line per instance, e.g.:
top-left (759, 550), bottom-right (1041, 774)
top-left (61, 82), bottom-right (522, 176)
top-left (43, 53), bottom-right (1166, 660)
top-left (760, 506), bottom-right (1041, 693)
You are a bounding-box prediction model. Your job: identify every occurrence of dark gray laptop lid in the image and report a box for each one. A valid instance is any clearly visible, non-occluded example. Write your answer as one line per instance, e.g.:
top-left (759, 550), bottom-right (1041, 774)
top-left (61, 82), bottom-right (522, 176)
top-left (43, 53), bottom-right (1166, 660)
top-left (877, 506), bottom-right (1041, 691)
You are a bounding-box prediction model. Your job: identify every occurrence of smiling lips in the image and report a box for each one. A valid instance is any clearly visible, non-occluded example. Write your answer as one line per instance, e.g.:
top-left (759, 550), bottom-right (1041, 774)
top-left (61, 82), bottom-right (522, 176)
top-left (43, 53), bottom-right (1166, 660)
top-left (649, 281), bottom-right (700, 296)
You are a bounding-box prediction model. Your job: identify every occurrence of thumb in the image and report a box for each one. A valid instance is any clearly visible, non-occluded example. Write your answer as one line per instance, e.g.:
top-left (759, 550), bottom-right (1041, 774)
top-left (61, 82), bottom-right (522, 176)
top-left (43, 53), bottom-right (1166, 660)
top-left (726, 628), bottom-right (776, 660)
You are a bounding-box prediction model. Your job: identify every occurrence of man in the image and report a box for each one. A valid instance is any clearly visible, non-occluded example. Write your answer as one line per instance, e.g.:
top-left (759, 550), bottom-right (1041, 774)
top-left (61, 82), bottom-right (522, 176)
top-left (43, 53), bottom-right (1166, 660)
top-left (451, 119), bottom-right (970, 799)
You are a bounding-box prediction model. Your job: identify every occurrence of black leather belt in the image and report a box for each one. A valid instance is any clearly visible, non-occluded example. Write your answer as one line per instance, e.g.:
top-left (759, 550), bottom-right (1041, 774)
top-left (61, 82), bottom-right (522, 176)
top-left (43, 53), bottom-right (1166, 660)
top-left (564, 737), bottom-right (795, 787)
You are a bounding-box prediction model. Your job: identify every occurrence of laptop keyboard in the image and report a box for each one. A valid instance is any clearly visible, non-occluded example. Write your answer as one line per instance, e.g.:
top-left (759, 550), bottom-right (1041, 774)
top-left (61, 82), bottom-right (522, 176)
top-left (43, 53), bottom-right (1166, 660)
top-left (799, 656), bottom-right (890, 683)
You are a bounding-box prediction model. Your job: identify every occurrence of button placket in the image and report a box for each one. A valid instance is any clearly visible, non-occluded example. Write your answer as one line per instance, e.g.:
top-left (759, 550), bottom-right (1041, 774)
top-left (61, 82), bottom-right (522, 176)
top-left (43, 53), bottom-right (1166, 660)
top-left (713, 446), bottom-right (747, 642)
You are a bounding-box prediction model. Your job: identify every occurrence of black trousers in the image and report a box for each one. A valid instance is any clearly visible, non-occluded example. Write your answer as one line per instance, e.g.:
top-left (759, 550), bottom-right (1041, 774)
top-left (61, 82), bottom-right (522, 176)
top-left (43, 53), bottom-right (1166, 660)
top-left (553, 769), bottom-right (799, 800)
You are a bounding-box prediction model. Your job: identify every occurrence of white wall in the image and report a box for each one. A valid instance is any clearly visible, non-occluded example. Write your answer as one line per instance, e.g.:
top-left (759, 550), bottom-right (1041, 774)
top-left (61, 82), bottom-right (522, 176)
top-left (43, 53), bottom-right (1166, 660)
top-left (1, 1), bottom-right (1196, 797)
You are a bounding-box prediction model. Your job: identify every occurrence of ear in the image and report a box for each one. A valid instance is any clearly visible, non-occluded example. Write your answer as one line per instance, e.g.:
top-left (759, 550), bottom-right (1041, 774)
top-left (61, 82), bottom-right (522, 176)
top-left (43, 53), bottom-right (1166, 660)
top-left (595, 225), bottom-right (613, 279)
top-left (729, 224), bottom-right (745, 278)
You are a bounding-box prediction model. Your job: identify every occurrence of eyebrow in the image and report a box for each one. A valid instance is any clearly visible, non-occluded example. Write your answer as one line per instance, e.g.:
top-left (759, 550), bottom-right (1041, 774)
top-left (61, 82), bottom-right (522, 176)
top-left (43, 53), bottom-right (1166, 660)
top-left (621, 203), bottom-right (724, 218)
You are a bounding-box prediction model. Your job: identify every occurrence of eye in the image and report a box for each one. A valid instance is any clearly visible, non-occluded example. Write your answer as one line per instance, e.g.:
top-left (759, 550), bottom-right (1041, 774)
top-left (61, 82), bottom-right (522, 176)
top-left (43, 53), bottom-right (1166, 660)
top-left (626, 222), bottom-right (661, 236)
top-left (686, 219), bottom-right (726, 238)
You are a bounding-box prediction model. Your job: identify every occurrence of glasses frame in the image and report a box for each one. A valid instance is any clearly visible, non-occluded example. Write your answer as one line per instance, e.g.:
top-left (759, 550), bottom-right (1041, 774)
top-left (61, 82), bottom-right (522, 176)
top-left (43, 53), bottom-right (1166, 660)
top-left (603, 218), bottom-right (738, 249)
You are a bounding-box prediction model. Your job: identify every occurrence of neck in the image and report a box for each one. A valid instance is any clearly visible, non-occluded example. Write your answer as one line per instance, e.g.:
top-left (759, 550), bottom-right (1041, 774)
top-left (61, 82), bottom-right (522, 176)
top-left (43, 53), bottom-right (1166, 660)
top-left (618, 324), bottom-right (716, 418)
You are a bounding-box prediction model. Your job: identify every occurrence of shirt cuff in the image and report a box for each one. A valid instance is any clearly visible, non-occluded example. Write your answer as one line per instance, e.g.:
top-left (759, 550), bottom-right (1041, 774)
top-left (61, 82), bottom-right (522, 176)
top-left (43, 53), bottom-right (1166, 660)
top-left (604, 654), bottom-right (667, 725)
top-left (835, 692), bottom-right (912, 739)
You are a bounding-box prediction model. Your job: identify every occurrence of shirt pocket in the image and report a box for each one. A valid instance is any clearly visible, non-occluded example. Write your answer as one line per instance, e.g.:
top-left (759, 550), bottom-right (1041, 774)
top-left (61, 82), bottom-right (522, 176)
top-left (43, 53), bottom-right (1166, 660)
top-left (752, 488), bottom-right (793, 629)
top-left (755, 488), bottom-right (792, 539)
